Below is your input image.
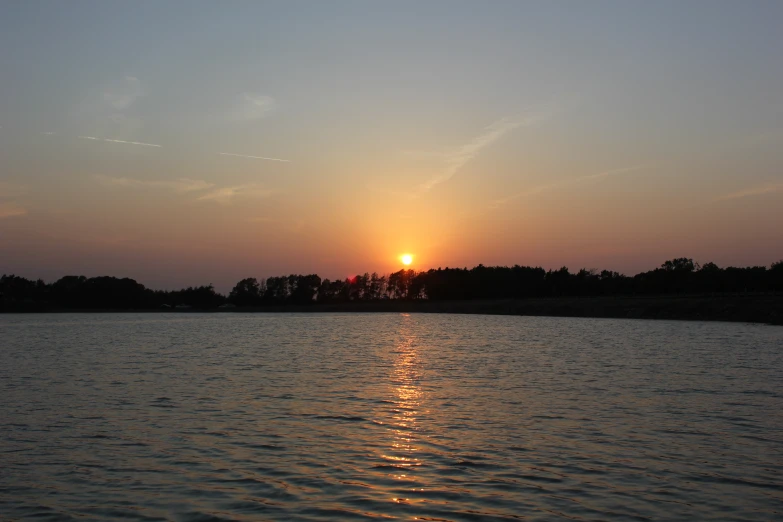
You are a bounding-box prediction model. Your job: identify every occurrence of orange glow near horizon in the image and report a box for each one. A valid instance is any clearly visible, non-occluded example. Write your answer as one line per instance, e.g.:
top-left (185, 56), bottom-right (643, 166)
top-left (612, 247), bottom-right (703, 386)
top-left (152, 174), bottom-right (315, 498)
top-left (400, 254), bottom-right (413, 266)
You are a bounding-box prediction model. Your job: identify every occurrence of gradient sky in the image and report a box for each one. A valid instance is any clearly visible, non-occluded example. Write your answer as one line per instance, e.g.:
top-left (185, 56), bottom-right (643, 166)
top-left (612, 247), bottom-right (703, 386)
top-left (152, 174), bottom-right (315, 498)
top-left (1, 1), bottom-right (782, 292)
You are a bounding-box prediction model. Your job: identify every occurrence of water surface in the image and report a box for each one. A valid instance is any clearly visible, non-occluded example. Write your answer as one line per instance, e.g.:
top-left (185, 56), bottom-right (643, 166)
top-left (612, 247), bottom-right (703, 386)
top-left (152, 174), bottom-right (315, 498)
top-left (1, 313), bottom-right (782, 521)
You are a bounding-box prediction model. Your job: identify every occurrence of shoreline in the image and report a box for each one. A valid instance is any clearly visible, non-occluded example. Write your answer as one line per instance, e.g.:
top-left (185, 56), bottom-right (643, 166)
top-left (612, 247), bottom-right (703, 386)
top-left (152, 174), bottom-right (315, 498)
top-left (4, 294), bottom-right (782, 326)
top-left (233, 295), bottom-right (783, 325)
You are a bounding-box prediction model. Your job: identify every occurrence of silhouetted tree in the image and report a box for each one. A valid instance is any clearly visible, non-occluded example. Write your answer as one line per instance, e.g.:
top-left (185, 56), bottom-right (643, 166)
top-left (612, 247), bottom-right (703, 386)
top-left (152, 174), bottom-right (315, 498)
top-left (771, 260), bottom-right (783, 292)
top-left (290, 274), bottom-right (321, 304)
top-left (263, 276), bottom-right (289, 303)
top-left (4, 256), bottom-right (783, 313)
top-left (229, 278), bottom-right (262, 306)
top-left (168, 284), bottom-right (224, 309)
top-left (368, 273), bottom-right (384, 300)
top-left (662, 258), bottom-right (696, 272)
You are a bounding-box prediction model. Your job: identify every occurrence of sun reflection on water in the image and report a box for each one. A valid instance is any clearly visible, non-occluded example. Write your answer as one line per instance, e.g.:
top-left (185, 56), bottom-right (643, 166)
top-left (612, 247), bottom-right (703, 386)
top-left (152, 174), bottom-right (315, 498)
top-left (380, 314), bottom-right (425, 488)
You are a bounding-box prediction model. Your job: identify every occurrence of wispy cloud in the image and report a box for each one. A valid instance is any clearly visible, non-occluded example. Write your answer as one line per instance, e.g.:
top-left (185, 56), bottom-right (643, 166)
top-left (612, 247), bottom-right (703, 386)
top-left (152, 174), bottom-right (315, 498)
top-left (197, 184), bottom-right (275, 205)
top-left (103, 76), bottom-right (142, 110)
top-left (418, 118), bottom-right (522, 194)
top-left (488, 184), bottom-right (558, 209)
top-left (103, 138), bottom-right (161, 148)
top-left (0, 202), bottom-right (27, 219)
top-left (79, 136), bottom-right (161, 147)
top-left (0, 181), bottom-right (28, 199)
top-left (218, 152), bottom-right (290, 162)
top-left (0, 182), bottom-right (28, 218)
top-left (231, 92), bottom-right (276, 121)
top-left (95, 175), bottom-right (275, 205)
top-left (489, 165), bottom-right (648, 209)
top-left (41, 131), bottom-right (55, 135)
top-left (249, 216), bottom-right (305, 232)
top-left (73, 76), bottom-right (145, 137)
top-left (416, 110), bottom-right (554, 196)
top-left (575, 165), bottom-right (648, 183)
top-left (715, 181), bottom-right (783, 202)
top-left (95, 175), bottom-right (214, 193)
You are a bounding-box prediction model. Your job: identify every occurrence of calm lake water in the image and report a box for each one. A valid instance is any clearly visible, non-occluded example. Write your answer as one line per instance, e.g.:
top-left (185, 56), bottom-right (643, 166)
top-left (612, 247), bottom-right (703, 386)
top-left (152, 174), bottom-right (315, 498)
top-left (1, 313), bottom-right (782, 521)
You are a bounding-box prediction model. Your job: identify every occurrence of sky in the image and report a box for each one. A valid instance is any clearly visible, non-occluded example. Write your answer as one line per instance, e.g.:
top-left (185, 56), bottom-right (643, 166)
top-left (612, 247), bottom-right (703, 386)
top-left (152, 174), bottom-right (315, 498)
top-left (1, 1), bottom-right (782, 292)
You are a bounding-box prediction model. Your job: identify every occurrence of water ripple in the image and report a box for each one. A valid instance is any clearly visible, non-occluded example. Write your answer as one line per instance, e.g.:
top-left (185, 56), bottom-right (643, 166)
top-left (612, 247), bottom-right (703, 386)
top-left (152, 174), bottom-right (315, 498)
top-left (1, 313), bottom-right (782, 520)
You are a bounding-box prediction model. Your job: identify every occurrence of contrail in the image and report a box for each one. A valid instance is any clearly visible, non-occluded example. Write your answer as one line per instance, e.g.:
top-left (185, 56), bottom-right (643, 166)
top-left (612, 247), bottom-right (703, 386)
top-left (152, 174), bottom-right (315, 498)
top-left (715, 181), bottom-right (783, 202)
top-left (218, 152), bottom-right (290, 162)
top-left (103, 139), bottom-right (162, 148)
top-left (78, 136), bottom-right (161, 147)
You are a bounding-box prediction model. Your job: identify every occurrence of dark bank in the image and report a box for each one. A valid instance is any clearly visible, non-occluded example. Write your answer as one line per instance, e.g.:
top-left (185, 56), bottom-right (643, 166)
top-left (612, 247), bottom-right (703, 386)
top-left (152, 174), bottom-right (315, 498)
top-left (3, 258), bottom-right (782, 325)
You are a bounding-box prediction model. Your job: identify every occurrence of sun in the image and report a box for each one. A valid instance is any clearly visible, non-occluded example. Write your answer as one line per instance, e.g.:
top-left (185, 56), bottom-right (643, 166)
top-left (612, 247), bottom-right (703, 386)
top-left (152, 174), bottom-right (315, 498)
top-left (401, 254), bottom-right (413, 266)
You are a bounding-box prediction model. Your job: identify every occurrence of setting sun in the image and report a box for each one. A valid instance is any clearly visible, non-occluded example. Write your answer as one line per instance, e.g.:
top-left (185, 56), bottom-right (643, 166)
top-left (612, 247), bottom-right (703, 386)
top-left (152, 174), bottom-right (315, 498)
top-left (401, 254), bottom-right (413, 266)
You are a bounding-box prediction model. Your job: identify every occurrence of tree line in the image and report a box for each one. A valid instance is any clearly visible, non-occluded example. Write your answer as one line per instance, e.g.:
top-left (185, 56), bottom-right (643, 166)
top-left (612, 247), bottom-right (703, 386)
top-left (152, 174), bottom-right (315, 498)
top-left (2, 258), bottom-right (782, 311)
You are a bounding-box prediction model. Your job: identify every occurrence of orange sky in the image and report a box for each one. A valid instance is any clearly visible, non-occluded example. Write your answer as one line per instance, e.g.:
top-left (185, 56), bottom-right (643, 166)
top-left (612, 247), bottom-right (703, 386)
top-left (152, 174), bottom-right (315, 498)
top-left (1, 3), bottom-right (782, 291)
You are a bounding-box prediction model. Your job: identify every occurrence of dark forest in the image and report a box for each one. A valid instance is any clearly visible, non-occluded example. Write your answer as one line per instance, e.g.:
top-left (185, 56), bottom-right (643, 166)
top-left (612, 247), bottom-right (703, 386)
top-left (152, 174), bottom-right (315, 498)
top-left (2, 258), bottom-right (782, 312)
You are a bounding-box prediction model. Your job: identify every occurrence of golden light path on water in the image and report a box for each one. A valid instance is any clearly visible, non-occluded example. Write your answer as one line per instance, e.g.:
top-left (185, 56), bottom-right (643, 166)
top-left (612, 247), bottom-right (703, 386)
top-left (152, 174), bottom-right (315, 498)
top-left (383, 314), bottom-right (425, 506)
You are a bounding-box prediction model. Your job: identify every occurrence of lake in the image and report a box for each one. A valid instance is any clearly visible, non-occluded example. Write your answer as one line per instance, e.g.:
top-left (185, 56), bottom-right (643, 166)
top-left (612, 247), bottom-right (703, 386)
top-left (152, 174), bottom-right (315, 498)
top-left (1, 313), bottom-right (781, 521)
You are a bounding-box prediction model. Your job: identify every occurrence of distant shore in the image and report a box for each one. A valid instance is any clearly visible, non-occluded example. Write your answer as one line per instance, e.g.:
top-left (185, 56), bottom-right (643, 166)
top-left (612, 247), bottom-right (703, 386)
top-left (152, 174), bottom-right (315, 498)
top-left (228, 295), bottom-right (783, 325)
top-left (9, 294), bottom-right (783, 326)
